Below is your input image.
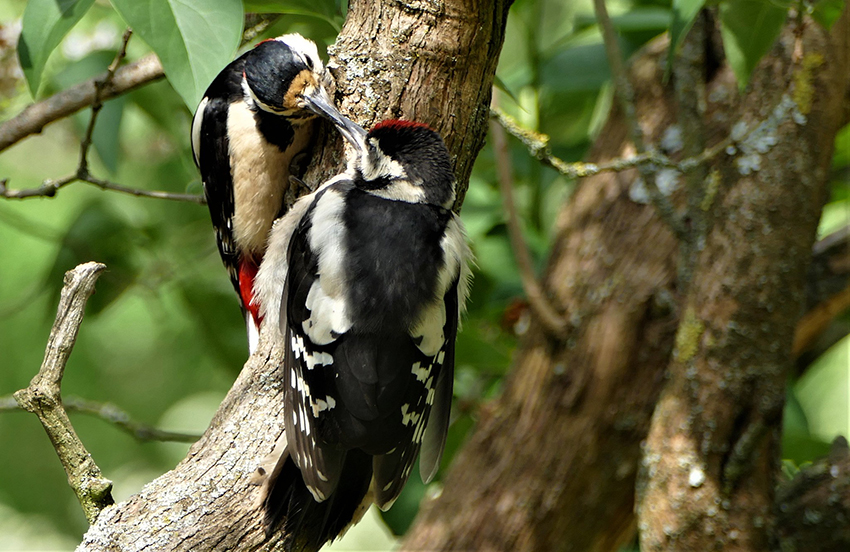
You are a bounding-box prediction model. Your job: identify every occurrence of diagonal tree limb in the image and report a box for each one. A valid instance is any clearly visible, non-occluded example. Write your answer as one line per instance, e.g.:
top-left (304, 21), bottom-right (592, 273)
top-left (13, 261), bottom-right (114, 525)
top-left (0, 54), bottom-right (164, 153)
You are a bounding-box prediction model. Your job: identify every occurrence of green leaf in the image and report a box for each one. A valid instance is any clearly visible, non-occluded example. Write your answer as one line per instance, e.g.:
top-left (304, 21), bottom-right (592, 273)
top-left (493, 74), bottom-right (523, 108)
top-left (812, 0), bottom-right (846, 30)
top-left (666, 0), bottom-right (705, 80)
top-left (719, 0), bottom-right (789, 89)
top-left (794, 335), bottom-right (850, 443)
top-left (110, 0), bottom-right (243, 109)
top-left (243, 0), bottom-right (342, 29)
top-left (17, 0), bottom-right (97, 97)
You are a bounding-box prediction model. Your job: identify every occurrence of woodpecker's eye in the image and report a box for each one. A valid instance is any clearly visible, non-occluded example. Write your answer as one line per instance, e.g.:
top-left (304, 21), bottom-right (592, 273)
top-left (305, 56), bottom-right (314, 70)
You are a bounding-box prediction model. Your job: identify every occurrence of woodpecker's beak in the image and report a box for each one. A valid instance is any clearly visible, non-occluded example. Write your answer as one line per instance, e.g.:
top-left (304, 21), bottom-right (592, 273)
top-left (302, 88), bottom-right (367, 153)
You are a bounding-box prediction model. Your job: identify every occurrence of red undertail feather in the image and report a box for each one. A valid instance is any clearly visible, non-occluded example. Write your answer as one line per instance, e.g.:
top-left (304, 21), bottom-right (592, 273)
top-left (239, 260), bottom-right (262, 326)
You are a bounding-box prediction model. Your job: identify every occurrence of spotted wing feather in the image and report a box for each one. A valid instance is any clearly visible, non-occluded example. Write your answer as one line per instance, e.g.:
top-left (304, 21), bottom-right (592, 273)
top-left (192, 57), bottom-right (245, 300)
top-left (281, 206), bottom-right (344, 502)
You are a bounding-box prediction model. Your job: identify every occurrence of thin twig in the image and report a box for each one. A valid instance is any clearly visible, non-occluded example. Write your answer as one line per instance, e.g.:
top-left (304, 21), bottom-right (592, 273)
top-left (13, 262), bottom-right (114, 524)
top-left (593, 0), bottom-right (687, 240)
top-left (64, 397), bottom-right (200, 443)
top-left (1, 29), bottom-right (203, 205)
top-left (0, 176), bottom-right (206, 203)
top-left (490, 115), bottom-right (569, 339)
top-left (0, 394), bottom-right (200, 443)
top-left (490, 107), bottom-right (733, 179)
top-left (77, 29), bottom-right (133, 178)
top-left (242, 14), bottom-right (283, 44)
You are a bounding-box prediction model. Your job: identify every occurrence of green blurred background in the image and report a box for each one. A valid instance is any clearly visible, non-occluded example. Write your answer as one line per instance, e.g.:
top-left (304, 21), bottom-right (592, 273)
top-left (0, 0), bottom-right (846, 550)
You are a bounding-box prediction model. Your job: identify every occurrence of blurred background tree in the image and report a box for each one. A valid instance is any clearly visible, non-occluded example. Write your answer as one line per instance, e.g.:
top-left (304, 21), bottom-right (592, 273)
top-left (0, 0), bottom-right (847, 550)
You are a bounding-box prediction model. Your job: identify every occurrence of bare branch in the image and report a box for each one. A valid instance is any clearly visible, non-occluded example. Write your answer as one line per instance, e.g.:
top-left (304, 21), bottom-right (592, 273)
top-left (490, 107), bottom-right (734, 180)
top-left (489, 115), bottom-right (568, 339)
top-left (1, 394), bottom-right (200, 443)
top-left (12, 262), bottom-right (114, 524)
top-left (0, 175), bottom-right (206, 204)
top-left (0, 54), bottom-right (164, 153)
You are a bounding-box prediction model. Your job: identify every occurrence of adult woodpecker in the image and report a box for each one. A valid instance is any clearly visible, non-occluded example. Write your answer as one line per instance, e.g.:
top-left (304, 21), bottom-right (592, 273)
top-left (191, 34), bottom-right (334, 352)
top-left (253, 113), bottom-right (472, 550)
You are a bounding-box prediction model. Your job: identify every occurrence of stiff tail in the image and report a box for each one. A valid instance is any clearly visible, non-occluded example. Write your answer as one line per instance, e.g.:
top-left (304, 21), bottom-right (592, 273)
top-left (260, 446), bottom-right (373, 551)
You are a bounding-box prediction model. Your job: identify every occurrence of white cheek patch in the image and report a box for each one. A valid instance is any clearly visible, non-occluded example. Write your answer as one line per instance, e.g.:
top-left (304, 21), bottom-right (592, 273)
top-left (361, 139), bottom-right (406, 182)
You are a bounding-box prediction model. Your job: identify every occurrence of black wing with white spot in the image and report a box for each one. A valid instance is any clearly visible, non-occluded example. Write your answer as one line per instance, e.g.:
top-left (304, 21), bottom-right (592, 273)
top-left (279, 182), bottom-right (463, 511)
top-left (192, 57), bottom-right (245, 299)
top-left (372, 278), bottom-right (459, 509)
top-left (281, 196), bottom-right (345, 501)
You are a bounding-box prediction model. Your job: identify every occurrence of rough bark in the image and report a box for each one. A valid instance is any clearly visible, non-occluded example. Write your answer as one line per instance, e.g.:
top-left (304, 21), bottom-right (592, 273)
top-left (401, 8), bottom-right (850, 552)
top-left (775, 437), bottom-right (850, 552)
top-left (75, 1), bottom-right (510, 550)
top-left (637, 9), bottom-right (849, 551)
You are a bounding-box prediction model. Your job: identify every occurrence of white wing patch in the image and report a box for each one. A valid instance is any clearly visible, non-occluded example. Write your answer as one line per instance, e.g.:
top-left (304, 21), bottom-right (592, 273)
top-left (411, 361), bottom-right (430, 383)
top-left (302, 280), bottom-right (351, 345)
top-left (400, 403), bottom-right (421, 426)
top-left (309, 190), bottom-right (349, 297)
top-left (291, 334), bottom-right (333, 369)
top-left (410, 301), bottom-right (446, 357)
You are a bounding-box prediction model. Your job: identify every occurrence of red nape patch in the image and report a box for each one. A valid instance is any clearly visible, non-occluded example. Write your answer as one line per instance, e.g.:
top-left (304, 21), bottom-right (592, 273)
top-left (370, 119), bottom-right (433, 132)
top-left (255, 38), bottom-right (279, 47)
top-left (239, 261), bottom-right (263, 326)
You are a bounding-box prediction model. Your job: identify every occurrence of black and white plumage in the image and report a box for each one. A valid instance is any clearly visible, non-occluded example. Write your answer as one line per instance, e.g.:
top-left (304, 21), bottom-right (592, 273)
top-left (254, 118), bottom-right (472, 550)
top-left (191, 34), bottom-right (334, 352)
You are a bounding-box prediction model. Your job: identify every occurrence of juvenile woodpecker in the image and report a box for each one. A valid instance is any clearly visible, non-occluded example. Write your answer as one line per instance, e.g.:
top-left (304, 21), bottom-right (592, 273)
top-left (191, 34), bottom-right (334, 352)
top-left (254, 115), bottom-right (472, 550)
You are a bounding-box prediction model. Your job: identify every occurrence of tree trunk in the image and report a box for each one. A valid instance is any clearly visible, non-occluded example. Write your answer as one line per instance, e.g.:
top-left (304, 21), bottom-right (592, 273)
top-left (401, 7), bottom-right (850, 552)
top-left (76, 1), bottom-right (511, 550)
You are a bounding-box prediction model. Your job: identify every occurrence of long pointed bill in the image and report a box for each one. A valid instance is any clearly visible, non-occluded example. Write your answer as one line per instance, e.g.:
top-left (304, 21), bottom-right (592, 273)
top-left (302, 87), bottom-right (367, 153)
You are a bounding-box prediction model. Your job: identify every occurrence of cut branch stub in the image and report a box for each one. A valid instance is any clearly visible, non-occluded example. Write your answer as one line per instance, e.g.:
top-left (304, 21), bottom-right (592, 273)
top-left (14, 261), bottom-right (114, 524)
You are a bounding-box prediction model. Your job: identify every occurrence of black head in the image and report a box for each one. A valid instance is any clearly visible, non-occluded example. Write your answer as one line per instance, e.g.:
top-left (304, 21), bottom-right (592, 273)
top-left (354, 120), bottom-right (456, 208)
top-left (242, 34), bottom-right (329, 117)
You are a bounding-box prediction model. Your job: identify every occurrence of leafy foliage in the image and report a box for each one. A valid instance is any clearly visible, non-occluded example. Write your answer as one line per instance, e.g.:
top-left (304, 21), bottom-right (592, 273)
top-left (110, 0), bottom-right (243, 109)
top-left (18, 0), bottom-right (96, 97)
top-left (719, 0), bottom-right (790, 88)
